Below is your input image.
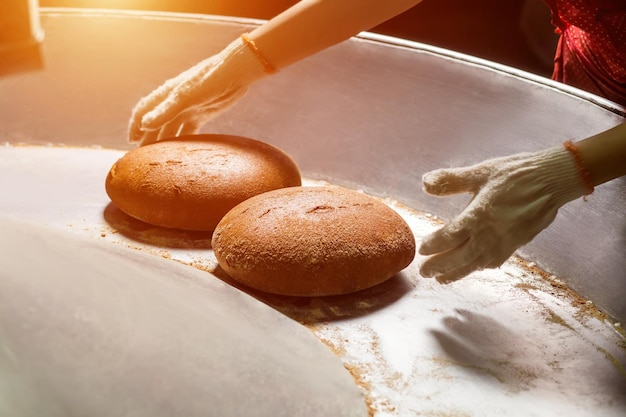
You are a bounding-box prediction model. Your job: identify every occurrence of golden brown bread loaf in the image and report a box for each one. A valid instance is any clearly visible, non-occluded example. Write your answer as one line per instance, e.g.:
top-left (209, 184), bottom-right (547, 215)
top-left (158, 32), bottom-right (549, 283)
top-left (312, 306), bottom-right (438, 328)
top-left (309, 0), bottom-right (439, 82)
top-left (105, 135), bottom-right (301, 231)
top-left (212, 186), bottom-right (416, 296)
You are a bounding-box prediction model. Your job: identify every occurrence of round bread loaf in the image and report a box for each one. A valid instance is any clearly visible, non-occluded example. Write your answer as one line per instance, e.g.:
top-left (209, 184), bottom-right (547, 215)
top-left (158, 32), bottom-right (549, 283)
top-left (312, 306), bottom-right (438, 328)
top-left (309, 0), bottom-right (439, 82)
top-left (212, 186), bottom-right (416, 296)
top-left (105, 135), bottom-right (301, 231)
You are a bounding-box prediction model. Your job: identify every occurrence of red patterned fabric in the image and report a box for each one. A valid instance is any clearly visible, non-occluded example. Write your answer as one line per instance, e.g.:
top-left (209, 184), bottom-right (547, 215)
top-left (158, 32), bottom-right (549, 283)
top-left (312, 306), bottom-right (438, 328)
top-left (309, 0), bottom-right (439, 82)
top-left (544, 0), bottom-right (626, 106)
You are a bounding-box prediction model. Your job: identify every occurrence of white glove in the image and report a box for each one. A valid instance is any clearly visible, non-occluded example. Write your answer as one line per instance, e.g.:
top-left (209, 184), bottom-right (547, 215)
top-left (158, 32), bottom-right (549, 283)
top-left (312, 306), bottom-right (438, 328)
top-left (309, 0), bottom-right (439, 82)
top-left (128, 35), bottom-right (272, 146)
top-left (419, 144), bottom-right (590, 283)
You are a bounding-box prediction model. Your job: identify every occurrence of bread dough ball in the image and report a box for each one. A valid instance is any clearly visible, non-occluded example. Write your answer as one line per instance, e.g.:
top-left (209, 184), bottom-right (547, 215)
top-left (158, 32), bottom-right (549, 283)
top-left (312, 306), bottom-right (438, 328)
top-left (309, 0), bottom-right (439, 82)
top-left (212, 186), bottom-right (416, 296)
top-left (105, 135), bottom-right (301, 231)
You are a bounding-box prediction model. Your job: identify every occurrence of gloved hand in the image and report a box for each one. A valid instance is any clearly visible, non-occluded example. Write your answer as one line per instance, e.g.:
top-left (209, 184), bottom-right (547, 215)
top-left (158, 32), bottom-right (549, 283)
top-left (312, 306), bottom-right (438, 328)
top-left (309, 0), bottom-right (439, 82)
top-left (128, 35), bottom-right (272, 146)
top-left (419, 144), bottom-right (590, 283)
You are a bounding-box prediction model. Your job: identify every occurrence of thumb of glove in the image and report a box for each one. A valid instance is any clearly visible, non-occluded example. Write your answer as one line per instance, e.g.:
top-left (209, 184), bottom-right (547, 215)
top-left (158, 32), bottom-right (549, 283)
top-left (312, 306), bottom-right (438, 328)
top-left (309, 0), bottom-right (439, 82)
top-left (422, 164), bottom-right (490, 196)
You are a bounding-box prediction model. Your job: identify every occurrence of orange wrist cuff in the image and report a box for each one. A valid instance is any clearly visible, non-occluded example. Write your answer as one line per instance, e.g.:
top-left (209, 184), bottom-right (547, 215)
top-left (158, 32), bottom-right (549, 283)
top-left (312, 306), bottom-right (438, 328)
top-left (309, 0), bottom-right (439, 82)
top-left (241, 33), bottom-right (276, 74)
top-left (563, 140), bottom-right (595, 196)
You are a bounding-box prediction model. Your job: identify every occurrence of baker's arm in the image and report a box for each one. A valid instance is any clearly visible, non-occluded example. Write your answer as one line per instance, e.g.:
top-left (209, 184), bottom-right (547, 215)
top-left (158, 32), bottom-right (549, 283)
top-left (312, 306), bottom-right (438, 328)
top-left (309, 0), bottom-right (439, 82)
top-left (576, 122), bottom-right (626, 186)
top-left (250, 0), bottom-right (422, 69)
top-left (129, 0), bottom-right (422, 145)
top-left (418, 121), bottom-right (626, 283)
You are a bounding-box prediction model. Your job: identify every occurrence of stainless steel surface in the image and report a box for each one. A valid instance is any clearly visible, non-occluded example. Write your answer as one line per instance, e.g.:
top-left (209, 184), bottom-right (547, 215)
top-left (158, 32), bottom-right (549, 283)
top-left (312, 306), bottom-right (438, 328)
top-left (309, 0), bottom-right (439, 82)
top-left (0, 8), bottom-right (624, 322)
top-left (1, 145), bottom-right (623, 416)
top-left (0, 8), bottom-right (624, 416)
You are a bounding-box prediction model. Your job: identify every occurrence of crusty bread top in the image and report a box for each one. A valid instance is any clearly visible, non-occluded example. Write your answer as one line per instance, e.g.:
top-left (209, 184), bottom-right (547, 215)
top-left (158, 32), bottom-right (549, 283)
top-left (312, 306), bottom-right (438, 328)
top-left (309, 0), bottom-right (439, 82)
top-left (212, 186), bottom-right (416, 296)
top-left (105, 135), bottom-right (301, 231)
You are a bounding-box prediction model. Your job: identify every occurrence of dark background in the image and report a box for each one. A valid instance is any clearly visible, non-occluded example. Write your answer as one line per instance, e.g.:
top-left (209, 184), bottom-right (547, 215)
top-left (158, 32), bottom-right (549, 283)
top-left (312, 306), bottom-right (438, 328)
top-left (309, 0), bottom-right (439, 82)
top-left (40, 0), bottom-right (558, 77)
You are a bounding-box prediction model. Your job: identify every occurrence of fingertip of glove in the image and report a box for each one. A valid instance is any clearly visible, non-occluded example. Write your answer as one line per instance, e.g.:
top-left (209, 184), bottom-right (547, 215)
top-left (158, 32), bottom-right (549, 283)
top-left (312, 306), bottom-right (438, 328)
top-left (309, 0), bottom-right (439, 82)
top-left (139, 136), bottom-right (159, 147)
top-left (419, 261), bottom-right (465, 284)
top-left (418, 262), bottom-right (436, 278)
top-left (141, 113), bottom-right (158, 129)
top-left (421, 169), bottom-right (439, 184)
top-left (418, 253), bottom-right (445, 278)
top-left (418, 228), bottom-right (452, 256)
top-left (418, 241), bottom-right (436, 256)
top-left (435, 272), bottom-right (466, 285)
top-left (421, 170), bottom-right (442, 193)
top-left (422, 169), bottom-right (457, 196)
top-left (127, 131), bottom-right (141, 145)
top-left (418, 245), bottom-right (473, 283)
top-left (128, 129), bottom-right (158, 147)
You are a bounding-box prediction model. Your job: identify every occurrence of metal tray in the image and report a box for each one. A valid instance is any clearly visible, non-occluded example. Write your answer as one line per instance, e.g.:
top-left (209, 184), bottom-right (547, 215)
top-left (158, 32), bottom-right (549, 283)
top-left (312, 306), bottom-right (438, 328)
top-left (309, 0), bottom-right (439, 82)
top-left (1, 8), bottom-right (624, 416)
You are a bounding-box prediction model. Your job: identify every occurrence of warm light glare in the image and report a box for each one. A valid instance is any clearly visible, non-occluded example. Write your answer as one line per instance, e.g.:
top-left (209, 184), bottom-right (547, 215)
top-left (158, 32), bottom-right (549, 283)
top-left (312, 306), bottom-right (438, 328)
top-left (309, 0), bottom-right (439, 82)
top-left (38, 1), bottom-right (298, 19)
top-left (44, 1), bottom-right (172, 9)
top-left (0, 0), bottom-right (42, 44)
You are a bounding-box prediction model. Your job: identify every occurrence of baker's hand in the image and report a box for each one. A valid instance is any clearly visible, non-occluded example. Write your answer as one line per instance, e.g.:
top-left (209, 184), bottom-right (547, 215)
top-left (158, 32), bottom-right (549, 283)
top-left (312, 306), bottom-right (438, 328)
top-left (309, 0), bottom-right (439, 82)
top-left (128, 35), bottom-right (272, 146)
top-left (419, 144), bottom-right (589, 283)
